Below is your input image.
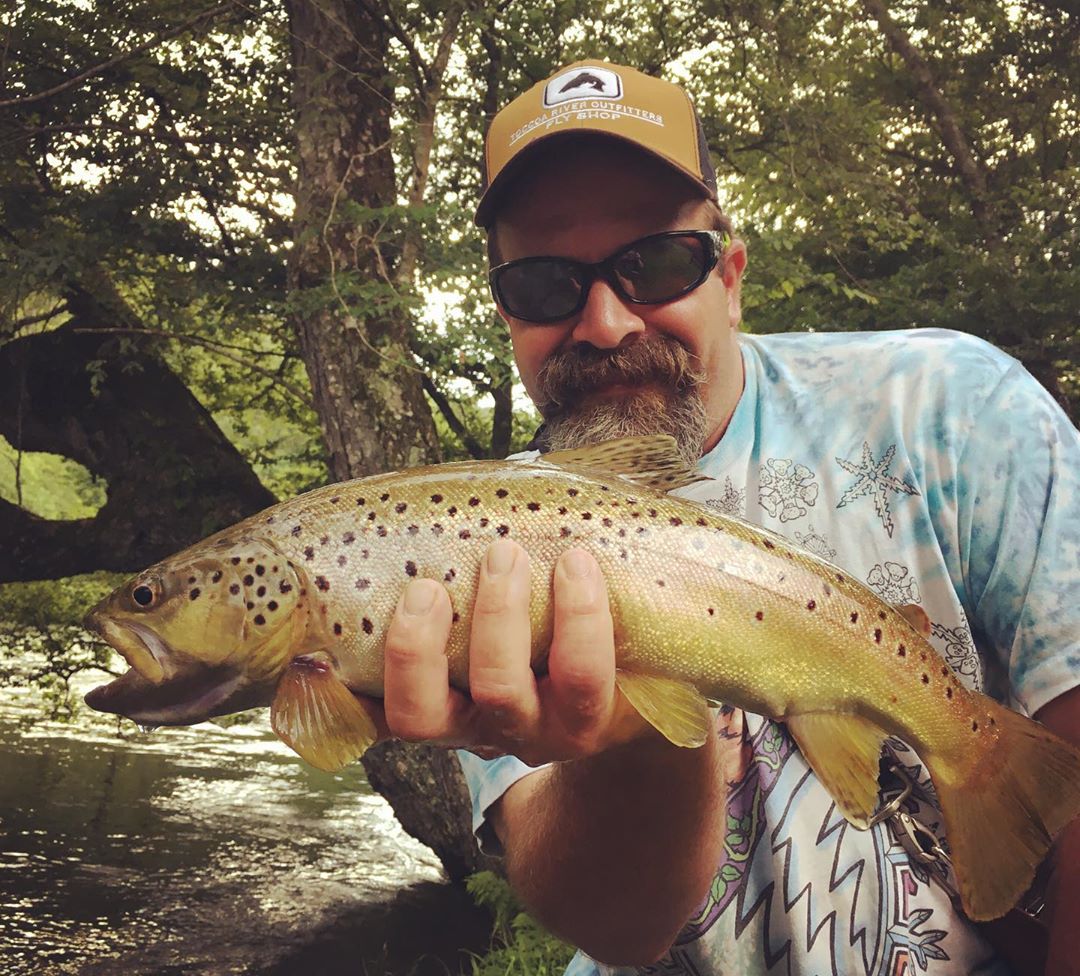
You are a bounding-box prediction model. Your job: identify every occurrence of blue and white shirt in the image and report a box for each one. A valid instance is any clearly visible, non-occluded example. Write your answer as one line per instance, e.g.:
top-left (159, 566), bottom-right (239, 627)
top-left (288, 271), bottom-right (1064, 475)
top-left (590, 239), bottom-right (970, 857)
top-left (459, 328), bottom-right (1080, 976)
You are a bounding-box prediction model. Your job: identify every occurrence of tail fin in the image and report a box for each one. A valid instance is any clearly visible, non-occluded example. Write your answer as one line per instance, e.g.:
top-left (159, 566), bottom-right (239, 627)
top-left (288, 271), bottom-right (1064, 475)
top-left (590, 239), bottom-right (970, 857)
top-left (928, 701), bottom-right (1080, 921)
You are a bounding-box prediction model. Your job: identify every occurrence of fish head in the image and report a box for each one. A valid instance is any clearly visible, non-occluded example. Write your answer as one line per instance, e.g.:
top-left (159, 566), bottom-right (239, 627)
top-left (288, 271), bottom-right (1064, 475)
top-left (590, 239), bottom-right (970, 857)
top-left (84, 537), bottom-right (309, 725)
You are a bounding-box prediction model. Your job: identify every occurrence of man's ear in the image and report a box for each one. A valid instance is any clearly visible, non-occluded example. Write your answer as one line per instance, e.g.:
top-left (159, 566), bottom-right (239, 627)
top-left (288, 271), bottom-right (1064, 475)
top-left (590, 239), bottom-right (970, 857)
top-left (722, 238), bottom-right (748, 328)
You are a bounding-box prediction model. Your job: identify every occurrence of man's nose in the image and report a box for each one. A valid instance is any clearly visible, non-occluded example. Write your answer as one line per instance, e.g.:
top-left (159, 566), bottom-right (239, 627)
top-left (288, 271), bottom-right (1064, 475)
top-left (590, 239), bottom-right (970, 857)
top-left (569, 279), bottom-right (646, 349)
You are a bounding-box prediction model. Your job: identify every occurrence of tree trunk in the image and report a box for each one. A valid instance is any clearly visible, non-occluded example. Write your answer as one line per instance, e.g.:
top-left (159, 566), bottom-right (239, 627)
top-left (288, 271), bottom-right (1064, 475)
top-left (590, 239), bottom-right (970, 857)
top-left (285, 0), bottom-right (492, 882)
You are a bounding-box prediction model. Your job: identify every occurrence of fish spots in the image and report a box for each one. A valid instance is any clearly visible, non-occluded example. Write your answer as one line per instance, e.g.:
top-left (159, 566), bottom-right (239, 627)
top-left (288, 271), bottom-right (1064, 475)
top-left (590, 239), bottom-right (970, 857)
top-left (244, 574), bottom-right (255, 586)
top-left (268, 600), bottom-right (278, 611)
top-left (304, 547), bottom-right (315, 560)
top-left (444, 568), bottom-right (456, 583)
top-left (343, 532), bottom-right (355, 544)
top-left (320, 535), bottom-right (329, 546)
top-left (459, 530), bottom-right (471, 540)
top-left (479, 517), bottom-right (490, 528)
top-left (581, 512), bottom-right (593, 520)
top-left (971, 720), bottom-right (979, 732)
top-left (432, 524), bottom-right (444, 535)
top-left (762, 539), bottom-right (776, 550)
top-left (279, 580), bottom-right (292, 594)
top-left (407, 525), bottom-right (420, 536)
top-left (527, 502), bottom-right (540, 512)
top-left (189, 588), bottom-right (201, 600)
top-left (601, 517), bottom-right (613, 528)
top-left (850, 611), bottom-right (859, 624)
top-left (878, 610), bottom-right (887, 620)
top-left (558, 506), bottom-right (568, 516)
top-left (231, 557), bottom-right (241, 565)
top-left (254, 614), bottom-right (266, 626)
top-left (560, 527), bottom-right (572, 538)
top-left (362, 617), bottom-right (373, 635)
top-left (380, 493), bottom-right (390, 502)
top-left (452, 612), bottom-right (461, 624)
top-left (230, 583), bottom-right (241, 595)
top-left (256, 565), bottom-right (266, 576)
top-left (315, 576), bottom-right (330, 592)
top-left (431, 493), bottom-right (443, 503)
top-left (946, 686), bottom-right (954, 699)
top-left (247, 601), bottom-right (255, 610)
top-left (696, 518), bottom-right (708, 527)
top-left (337, 555), bottom-right (348, 567)
top-left (874, 628), bottom-right (882, 644)
top-left (367, 512), bottom-right (377, 522)
top-left (395, 502), bottom-right (408, 514)
top-left (211, 571), bottom-right (222, 583)
top-left (496, 488), bottom-right (508, 498)
top-left (355, 578), bottom-right (370, 591)
top-left (836, 574), bottom-right (846, 584)
top-left (330, 496), bottom-right (340, 505)
top-left (257, 585), bottom-right (267, 597)
top-left (188, 576), bottom-right (197, 585)
top-left (656, 579), bottom-right (666, 588)
top-left (376, 526), bottom-right (388, 538)
top-left (648, 509), bottom-right (658, 518)
top-left (357, 497), bottom-right (366, 507)
top-left (755, 611), bottom-right (764, 621)
top-left (496, 524), bottom-right (510, 536)
top-left (333, 622), bottom-right (343, 636)
top-left (447, 505), bottom-right (458, 516)
top-left (898, 644), bottom-right (906, 657)
top-left (405, 561), bottom-right (417, 577)
top-left (806, 600), bottom-right (816, 611)
top-left (468, 497), bottom-right (480, 507)
top-left (921, 674), bottom-right (930, 684)
top-left (567, 488), bottom-right (579, 497)
top-left (708, 608), bottom-right (715, 616)
top-left (669, 517), bottom-right (683, 527)
top-left (361, 549), bottom-right (370, 559)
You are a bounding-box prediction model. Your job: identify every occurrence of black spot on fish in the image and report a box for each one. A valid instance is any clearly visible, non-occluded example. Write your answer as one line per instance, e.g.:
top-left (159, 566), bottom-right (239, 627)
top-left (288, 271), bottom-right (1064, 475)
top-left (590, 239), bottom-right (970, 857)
top-left (230, 583), bottom-right (240, 595)
top-left (806, 600), bottom-right (816, 611)
top-left (190, 588), bottom-right (200, 600)
top-left (755, 611), bottom-right (764, 621)
top-left (431, 494), bottom-right (443, 503)
top-left (898, 644), bottom-right (906, 657)
top-left (280, 581), bottom-right (292, 594)
top-left (602, 518), bottom-right (613, 527)
top-left (320, 535), bottom-right (329, 546)
top-left (343, 532), bottom-right (355, 544)
top-left (697, 518), bottom-right (708, 527)
top-left (244, 575), bottom-right (254, 586)
top-left (266, 516), bottom-right (275, 524)
top-left (188, 576), bottom-right (197, 584)
top-left (315, 576), bottom-right (330, 591)
top-left (836, 574), bottom-right (845, 584)
top-left (408, 525), bottom-right (419, 535)
top-left (941, 666), bottom-right (949, 676)
top-left (432, 524), bottom-right (444, 535)
top-left (874, 628), bottom-right (882, 643)
top-left (568, 488), bottom-right (579, 497)
top-left (617, 527), bottom-right (627, 537)
top-left (452, 612), bottom-right (461, 624)
top-left (648, 509), bottom-right (658, 518)
top-left (879, 610), bottom-right (887, 620)
top-left (762, 539), bottom-right (775, 550)
top-left (231, 557), bottom-right (241, 565)
top-left (527, 502), bottom-right (540, 511)
top-left (257, 585), bottom-right (266, 597)
top-left (333, 622), bottom-right (343, 635)
top-left (468, 497), bottom-right (480, 507)
top-left (356, 578), bottom-right (370, 590)
top-left (459, 530), bottom-right (471, 539)
top-left (448, 506), bottom-right (458, 516)
top-left (247, 602), bottom-right (255, 610)
top-left (496, 488), bottom-right (508, 498)
top-left (304, 547), bottom-right (314, 560)
top-left (380, 493), bottom-right (390, 502)
top-left (356, 498), bottom-right (366, 506)
top-left (921, 674), bottom-right (930, 684)
top-left (268, 600), bottom-right (278, 611)
top-left (247, 557), bottom-right (254, 564)
top-left (708, 608), bottom-right (715, 616)
top-left (496, 525), bottom-right (510, 536)
top-left (396, 502), bottom-right (408, 514)
top-left (656, 579), bottom-right (665, 587)
top-left (669, 517), bottom-right (682, 526)
top-left (479, 517), bottom-right (489, 528)
top-left (376, 526), bottom-right (387, 537)
top-left (560, 527), bottom-right (572, 538)
top-left (444, 568), bottom-right (456, 582)
top-left (558, 506), bottom-right (568, 515)
top-left (362, 617), bottom-right (373, 634)
top-left (330, 496), bottom-right (340, 505)
top-left (337, 555), bottom-right (347, 567)
top-left (367, 512), bottom-right (377, 521)
top-left (850, 611), bottom-right (859, 623)
top-left (361, 549), bottom-right (369, 559)
top-left (211, 571), bottom-right (222, 583)
top-left (972, 720), bottom-right (979, 732)
top-left (946, 686), bottom-right (953, 699)
top-left (631, 511), bottom-right (641, 518)
top-left (405, 561), bottom-right (417, 577)
top-left (254, 614), bottom-right (265, 625)
top-left (582, 512), bottom-right (592, 520)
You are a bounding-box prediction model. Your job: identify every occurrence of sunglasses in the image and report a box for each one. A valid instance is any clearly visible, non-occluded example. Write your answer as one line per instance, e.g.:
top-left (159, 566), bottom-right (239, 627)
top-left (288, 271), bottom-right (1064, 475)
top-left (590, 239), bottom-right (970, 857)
top-left (489, 230), bottom-right (729, 325)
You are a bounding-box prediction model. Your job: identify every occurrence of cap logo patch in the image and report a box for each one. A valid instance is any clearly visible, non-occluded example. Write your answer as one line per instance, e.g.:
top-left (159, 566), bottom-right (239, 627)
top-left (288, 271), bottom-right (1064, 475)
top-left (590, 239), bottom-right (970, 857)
top-left (544, 66), bottom-right (622, 107)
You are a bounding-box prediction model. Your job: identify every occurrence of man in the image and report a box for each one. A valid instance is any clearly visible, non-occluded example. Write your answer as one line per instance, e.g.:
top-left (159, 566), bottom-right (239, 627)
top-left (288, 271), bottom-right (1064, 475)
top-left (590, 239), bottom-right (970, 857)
top-left (367, 62), bottom-right (1080, 974)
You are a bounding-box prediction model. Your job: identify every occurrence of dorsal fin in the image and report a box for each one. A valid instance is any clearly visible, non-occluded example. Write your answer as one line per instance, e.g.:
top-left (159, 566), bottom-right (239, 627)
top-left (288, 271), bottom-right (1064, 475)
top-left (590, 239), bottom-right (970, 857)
top-left (540, 435), bottom-right (708, 492)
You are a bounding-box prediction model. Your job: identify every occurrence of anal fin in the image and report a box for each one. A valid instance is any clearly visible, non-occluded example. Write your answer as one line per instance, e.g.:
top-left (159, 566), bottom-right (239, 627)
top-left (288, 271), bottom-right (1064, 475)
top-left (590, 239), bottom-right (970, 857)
top-left (271, 655), bottom-right (377, 772)
top-left (786, 712), bottom-right (887, 829)
top-left (614, 671), bottom-right (712, 748)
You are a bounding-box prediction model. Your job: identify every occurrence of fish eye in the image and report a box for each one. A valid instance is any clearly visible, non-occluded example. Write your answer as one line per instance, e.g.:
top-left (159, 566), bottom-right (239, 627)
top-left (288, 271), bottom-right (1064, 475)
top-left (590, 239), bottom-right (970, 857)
top-left (132, 584), bottom-right (156, 607)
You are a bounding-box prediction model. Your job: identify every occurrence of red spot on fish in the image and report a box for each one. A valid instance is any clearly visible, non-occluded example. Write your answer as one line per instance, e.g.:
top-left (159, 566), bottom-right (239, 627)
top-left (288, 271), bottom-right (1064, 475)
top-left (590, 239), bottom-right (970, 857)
top-left (806, 600), bottom-right (816, 610)
top-left (755, 611), bottom-right (764, 621)
top-left (850, 611), bottom-right (859, 623)
top-left (763, 539), bottom-right (775, 550)
top-left (874, 629), bottom-right (882, 643)
top-left (708, 608), bottom-right (715, 616)
top-left (921, 674), bottom-right (930, 684)
top-left (946, 687), bottom-right (953, 699)
top-left (898, 644), bottom-right (906, 657)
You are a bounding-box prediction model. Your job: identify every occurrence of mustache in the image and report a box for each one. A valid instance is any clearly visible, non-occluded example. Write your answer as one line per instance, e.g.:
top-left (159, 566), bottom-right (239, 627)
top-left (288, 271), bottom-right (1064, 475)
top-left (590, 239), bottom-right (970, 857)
top-left (536, 336), bottom-right (706, 414)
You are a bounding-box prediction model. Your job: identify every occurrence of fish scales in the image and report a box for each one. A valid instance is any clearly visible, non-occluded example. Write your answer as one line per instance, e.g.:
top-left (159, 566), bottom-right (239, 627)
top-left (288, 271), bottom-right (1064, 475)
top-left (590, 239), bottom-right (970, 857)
top-left (82, 436), bottom-right (1080, 924)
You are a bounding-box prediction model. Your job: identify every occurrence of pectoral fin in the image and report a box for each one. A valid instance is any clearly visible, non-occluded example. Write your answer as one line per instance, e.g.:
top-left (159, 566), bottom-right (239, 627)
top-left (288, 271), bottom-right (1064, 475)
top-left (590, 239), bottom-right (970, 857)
top-left (786, 712), bottom-right (887, 829)
top-left (271, 656), bottom-right (377, 772)
top-left (614, 671), bottom-right (712, 748)
top-left (897, 603), bottom-right (932, 637)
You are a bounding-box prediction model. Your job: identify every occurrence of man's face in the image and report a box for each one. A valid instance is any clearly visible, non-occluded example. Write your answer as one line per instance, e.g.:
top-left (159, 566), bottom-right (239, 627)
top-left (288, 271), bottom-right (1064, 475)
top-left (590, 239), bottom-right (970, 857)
top-left (491, 140), bottom-right (747, 460)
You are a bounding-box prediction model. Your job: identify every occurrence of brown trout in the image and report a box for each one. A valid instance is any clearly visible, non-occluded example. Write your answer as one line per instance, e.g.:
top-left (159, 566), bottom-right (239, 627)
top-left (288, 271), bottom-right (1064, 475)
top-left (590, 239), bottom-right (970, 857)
top-left (84, 436), bottom-right (1080, 922)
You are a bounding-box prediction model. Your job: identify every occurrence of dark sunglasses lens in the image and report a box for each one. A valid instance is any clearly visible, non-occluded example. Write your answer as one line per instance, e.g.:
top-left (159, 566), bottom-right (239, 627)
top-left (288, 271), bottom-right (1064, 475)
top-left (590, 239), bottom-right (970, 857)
top-left (613, 235), bottom-right (709, 302)
top-left (495, 260), bottom-right (583, 322)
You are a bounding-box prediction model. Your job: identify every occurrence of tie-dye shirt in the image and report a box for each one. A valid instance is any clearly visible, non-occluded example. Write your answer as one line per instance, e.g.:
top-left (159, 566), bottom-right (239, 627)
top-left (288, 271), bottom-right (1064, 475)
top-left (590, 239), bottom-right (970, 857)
top-left (457, 328), bottom-right (1080, 976)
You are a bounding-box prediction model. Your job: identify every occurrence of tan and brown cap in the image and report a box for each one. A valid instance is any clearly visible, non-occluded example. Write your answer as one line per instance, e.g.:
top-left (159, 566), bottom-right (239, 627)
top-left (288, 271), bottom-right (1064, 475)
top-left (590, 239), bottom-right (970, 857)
top-left (475, 60), bottom-right (718, 227)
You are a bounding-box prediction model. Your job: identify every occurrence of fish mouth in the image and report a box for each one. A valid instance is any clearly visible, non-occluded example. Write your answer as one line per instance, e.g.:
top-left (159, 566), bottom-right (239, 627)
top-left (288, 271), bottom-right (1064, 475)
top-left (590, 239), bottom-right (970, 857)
top-left (83, 611), bottom-right (245, 725)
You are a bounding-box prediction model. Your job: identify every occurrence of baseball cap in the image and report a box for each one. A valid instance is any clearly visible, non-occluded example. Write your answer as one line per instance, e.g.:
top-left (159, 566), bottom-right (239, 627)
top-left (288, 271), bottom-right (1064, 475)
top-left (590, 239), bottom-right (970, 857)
top-left (475, 60), bottom-right (718, 227)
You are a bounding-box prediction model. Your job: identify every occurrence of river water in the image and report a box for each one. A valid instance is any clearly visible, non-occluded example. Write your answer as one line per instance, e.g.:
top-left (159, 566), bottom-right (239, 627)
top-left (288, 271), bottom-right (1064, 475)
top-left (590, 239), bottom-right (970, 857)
top-left (0, 675), bottom-right (490, 976)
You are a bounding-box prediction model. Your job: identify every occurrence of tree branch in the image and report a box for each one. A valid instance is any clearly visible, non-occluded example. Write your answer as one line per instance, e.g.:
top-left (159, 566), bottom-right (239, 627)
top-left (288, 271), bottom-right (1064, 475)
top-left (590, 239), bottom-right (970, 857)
top-left (422, 373), bottom-right (486, 459)
top-left (0, 2), bottom-right (234, 109)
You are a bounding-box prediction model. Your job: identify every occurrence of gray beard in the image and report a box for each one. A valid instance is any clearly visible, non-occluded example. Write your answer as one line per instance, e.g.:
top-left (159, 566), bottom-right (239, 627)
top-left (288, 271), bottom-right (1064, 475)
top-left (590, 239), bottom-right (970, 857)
top-left (533, 334), bottom-right (710, 466)
top-left (538, 387), bottom-right (710, 467)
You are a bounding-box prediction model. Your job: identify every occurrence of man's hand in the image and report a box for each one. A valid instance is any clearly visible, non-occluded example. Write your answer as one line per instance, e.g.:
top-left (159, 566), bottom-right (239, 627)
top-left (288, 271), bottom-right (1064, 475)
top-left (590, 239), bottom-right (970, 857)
top-left (371, 539), bottom-right (653, 765)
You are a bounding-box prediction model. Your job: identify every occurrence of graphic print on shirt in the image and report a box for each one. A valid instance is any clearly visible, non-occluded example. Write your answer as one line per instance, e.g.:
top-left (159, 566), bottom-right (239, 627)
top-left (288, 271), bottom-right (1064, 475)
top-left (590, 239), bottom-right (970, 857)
top-left (866, 562), bottom-right (922, 605)
top-left (835, 443), bottom-right (919, 537)
top-left (759, 458), bottom-right (819, 522)
top-left (703, 477), bottom-right (747, 518)
top-left (792, 525), bottom-right (837, 560)
top-left (931, 617), bottom-right (982, 692)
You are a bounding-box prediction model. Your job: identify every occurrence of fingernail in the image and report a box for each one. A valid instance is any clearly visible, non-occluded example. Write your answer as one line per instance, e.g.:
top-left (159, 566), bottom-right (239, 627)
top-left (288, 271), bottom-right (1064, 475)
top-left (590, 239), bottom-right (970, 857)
top-left (486, 540), bottom-right (517, 576)
top-left (561, 549), bottom-right (593, 579)
top-left (403, 579), bottom-right (437, 615)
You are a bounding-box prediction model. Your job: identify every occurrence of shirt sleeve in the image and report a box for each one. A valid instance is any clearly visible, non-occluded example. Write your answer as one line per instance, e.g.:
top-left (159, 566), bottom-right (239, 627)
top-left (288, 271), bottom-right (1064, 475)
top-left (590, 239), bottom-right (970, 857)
top-left (954, 360), bottom-right (1080, 715)
top-left (456, 749), bottom-right (548, 855)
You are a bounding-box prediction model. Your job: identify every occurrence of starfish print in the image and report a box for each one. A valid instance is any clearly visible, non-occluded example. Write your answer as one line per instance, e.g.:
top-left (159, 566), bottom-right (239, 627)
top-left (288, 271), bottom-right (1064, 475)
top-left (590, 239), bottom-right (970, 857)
top-left (835, 442), bottom-right (918, 537)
